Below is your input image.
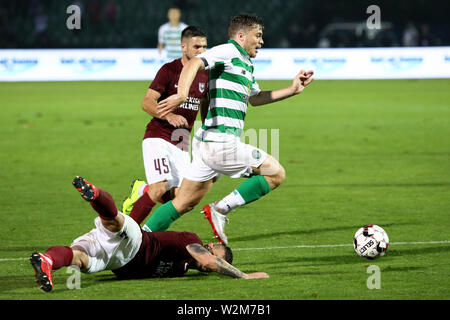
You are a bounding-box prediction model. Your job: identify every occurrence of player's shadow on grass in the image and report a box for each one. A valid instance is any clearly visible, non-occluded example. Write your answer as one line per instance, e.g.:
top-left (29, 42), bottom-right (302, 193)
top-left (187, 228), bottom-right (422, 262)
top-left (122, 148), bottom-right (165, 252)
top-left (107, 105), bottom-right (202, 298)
top-left (0, 275), bottom-right (80, 294)
top-left (236, 242), bottom-right (450, 269)
top-left (0, 275), bottom-right (36, 294)
top-left (0, 246), bottom-right (49, 252)
top-left (387, 244), bottom-right (450, 257)
top-left (241, 253), bottom-right (360, 268)
top-left (230, 225), bottom-right (358, 242)
top-left (94, 271), bottom-right (210, 284)
top-left (0, 271), bottom-right (113, 294)
top-left (275, 270), bottom-right (356, 277)
top-left (274, 265), bottom-right (426, 277)
top-left (290, 182), bottom-right (450, 188)
top-left (378, 266), bottom-right (425, 273)
top-left (230, 224), bottom-right (400, 243)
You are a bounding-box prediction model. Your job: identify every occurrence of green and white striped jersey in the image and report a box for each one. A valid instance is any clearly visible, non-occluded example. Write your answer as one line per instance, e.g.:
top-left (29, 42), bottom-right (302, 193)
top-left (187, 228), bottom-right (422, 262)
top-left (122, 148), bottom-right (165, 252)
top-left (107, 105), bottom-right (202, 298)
top-left (195, 40), bottom-right (261, 143)
top-left (158, 22), bottom-right (188, 60)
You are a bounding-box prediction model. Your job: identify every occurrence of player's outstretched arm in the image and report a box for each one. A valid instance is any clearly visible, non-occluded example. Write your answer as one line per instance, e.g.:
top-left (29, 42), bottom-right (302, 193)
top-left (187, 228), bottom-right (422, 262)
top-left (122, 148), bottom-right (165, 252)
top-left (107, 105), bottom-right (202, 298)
top-left (142, 88), bottom-right (162, 117)
top-left (142, 88), bottom-right (188, 128)
top-left (157, 57), bottom-right (205, 118)
top-left (249, 69), bottom-right (314, 106)
top-left (186, 243), bottom-right (269, 279)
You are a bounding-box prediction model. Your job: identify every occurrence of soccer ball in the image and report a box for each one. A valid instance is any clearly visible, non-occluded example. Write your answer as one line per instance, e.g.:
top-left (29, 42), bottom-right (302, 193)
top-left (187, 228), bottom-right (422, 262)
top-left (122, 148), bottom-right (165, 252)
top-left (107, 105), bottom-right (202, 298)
top-left (353, 225), bottom-right (389, 259)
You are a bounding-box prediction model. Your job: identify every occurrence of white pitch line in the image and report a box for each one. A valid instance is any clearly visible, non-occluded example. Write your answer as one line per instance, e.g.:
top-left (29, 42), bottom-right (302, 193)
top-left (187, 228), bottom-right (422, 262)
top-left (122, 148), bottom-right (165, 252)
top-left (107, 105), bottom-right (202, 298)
top-left (234, 243), bottom-right (352, 251)
top-left (0, 240), bottom-right (449, 261)
top-left (0, 257), bottom-right (28, 262)
top-left (233, 240), bottom-right (450, 251)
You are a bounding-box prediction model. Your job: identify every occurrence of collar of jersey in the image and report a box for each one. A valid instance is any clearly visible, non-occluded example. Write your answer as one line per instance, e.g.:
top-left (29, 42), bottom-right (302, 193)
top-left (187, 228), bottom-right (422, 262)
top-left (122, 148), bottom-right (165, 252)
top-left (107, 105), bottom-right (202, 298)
top-left (228, 40), bottom-right (250, 58)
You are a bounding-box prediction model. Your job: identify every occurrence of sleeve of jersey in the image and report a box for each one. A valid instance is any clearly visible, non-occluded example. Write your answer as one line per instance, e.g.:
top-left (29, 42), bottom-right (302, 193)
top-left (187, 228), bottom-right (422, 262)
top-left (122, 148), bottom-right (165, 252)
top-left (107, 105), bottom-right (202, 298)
top-left (197, 44), bottom-right (233, 71)
top-left (149, 64), bottom-right (170, 95)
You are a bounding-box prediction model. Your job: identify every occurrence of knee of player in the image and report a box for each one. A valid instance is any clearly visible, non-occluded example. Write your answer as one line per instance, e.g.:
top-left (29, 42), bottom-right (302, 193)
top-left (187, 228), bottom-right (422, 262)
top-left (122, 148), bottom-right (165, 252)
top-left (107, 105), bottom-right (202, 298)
top-left (173, 197), bottom-right (200, 214)
top-left (277, 165), bottom-right (286, 184)
top-left (147, 184), bottom-right (167, 202)
top-left (71, 249), bottom-right (88, 270)
top-left (268, 165), bottom-right (286, 189)
top-left (101, 214), bottom-right (124, 233)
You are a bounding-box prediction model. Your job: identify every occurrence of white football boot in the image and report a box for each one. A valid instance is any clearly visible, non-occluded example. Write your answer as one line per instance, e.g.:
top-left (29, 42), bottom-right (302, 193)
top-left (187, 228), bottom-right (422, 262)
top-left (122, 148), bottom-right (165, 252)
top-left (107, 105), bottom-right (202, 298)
top-left (201, 203), bottom-right (229, 245)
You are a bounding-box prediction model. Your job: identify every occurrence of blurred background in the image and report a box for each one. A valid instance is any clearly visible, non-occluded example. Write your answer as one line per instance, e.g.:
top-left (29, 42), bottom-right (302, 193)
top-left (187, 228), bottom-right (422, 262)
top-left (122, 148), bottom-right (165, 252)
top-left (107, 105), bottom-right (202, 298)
top-left (0, 1), bottom-right (449, 302)
top-left (1, 0), bottom-right (449, 49)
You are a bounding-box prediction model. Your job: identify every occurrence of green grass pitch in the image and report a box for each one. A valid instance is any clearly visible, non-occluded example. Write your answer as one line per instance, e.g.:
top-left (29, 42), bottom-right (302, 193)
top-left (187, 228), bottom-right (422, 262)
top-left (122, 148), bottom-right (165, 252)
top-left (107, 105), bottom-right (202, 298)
top-left (0, 79), bottom-right (449, 300)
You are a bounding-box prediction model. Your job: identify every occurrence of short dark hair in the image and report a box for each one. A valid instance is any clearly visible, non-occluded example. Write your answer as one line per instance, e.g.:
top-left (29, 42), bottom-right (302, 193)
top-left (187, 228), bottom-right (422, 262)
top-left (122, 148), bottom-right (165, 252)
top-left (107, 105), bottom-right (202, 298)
top-left (224, 246), bottom-right (233, 265)
top-left (228, 14), bottom-right (264, 38)
top-left (181, 25), bottom-right (207, 40)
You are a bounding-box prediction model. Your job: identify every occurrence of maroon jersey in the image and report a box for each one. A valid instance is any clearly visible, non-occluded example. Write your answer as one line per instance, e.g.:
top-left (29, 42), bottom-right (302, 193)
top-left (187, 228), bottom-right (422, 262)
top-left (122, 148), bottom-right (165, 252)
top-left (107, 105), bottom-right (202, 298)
top-left (112, 230), bottom-right (202, 279)
top-left (144, 58), bottom-right (209, 151)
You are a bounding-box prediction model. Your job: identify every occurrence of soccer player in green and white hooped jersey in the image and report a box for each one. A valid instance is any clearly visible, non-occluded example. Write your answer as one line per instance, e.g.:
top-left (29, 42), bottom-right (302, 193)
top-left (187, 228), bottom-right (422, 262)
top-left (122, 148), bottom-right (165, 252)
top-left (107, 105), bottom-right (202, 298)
top-left (197, 38), bottom-right (261, 141)
top-left (145, 14), bottom-right (314, 245)
top-left (157, 7), bottom-right (188, 60)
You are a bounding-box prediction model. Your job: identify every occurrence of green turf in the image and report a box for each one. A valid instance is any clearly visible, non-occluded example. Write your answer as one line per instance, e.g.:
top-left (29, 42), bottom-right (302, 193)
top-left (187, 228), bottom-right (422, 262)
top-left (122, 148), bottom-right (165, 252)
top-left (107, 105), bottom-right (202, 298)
top-left (0, 79), bottom-right (449, 300)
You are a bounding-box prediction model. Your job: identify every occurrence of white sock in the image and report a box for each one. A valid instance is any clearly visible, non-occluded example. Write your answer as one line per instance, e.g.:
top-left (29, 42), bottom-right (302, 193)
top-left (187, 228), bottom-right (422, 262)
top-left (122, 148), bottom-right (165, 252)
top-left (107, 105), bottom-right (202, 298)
top-left (215, 190), bottom-right (246, 215)
top-left (137, 184), bottom-right (148, 197)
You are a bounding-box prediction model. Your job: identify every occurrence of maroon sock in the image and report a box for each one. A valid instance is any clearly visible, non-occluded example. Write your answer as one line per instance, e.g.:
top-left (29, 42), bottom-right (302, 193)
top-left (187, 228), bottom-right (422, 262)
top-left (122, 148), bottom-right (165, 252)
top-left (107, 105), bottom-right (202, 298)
top-left (45, 246), bottom-right (74, 270)
top-left (90, 188), bottom-right (118, 220)
top-left (129, 192), bottom-right (156, 225)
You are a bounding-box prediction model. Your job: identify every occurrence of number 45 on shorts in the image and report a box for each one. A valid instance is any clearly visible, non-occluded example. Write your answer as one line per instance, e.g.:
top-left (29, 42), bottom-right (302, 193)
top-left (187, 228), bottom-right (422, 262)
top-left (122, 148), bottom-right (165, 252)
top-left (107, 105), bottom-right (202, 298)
top-left (154, 158), bottom-right (170, 175)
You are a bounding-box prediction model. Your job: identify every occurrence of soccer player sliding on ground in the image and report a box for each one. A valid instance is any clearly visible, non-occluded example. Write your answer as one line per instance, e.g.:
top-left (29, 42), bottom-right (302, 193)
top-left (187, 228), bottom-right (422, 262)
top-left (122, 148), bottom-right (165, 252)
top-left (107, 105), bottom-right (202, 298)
top-left (142, 14), bottom-right (314, 245)
top-left (29, 176), bottom-right (268, 292)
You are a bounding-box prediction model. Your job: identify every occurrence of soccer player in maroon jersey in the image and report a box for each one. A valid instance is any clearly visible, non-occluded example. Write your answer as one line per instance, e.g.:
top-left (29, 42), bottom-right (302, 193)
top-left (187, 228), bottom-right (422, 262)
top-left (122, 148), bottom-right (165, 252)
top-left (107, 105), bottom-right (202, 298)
top-left (30, 176), bottom-right (268, 292)
top-left (122, 26), bottom-right (210, 225)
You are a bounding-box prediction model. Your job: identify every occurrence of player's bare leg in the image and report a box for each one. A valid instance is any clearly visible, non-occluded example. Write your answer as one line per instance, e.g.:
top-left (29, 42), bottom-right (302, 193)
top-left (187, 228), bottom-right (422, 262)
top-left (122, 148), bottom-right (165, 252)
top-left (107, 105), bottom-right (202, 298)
top-left (251, 154), bottom-right (286, 190)
top-left (127, 180), bottom-right (174, 225)
top-left (204, 155), bottom-right (285, 245)
top-left (142, 178), bottom-right (214, 232)
top-left (127, 174), bottom-right (219, 226)
top-left (171, 178), bottom-right (214, 214)
top-left (70, 246), bottom-right (89, 269)
top-left (147, 180), bottom-right (169, 202)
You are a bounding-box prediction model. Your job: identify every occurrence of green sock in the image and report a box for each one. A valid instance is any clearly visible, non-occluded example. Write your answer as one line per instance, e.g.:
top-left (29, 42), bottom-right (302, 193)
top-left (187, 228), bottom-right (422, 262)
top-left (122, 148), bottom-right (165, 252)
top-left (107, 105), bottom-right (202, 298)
top-left (236, 175), bottom-right (271, 204)
top-left (144, 201), bottom-right (181, 232)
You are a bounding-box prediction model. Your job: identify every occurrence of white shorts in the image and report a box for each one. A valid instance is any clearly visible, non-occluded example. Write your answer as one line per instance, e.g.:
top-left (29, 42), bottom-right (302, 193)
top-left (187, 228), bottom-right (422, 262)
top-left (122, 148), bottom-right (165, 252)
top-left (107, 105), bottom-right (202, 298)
top-left (142, 138), bottom-right (190, 190)
top-left (185, 137), bottom-right (267, 182)
top-left (70, 213), bottom-right (142, 273)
